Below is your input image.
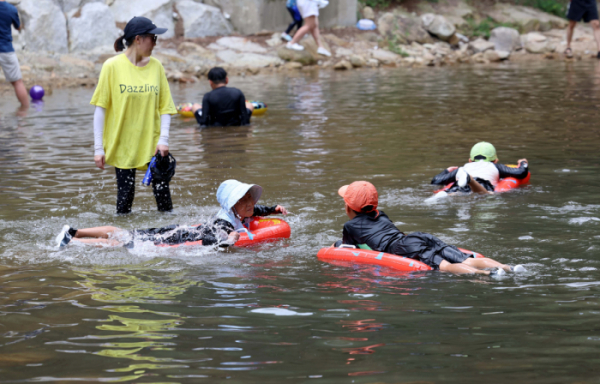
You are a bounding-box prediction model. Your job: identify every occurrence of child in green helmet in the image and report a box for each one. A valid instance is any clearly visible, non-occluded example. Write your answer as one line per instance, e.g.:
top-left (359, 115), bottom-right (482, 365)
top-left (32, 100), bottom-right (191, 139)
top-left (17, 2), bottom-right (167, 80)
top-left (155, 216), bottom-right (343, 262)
top-left (431, 142), bottom-right (529, 193)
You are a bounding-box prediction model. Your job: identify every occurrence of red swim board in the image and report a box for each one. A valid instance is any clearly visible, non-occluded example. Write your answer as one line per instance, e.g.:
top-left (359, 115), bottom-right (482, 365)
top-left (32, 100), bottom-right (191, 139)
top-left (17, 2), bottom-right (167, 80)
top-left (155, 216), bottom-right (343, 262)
top-left (158, 217), bottom-right (291, 248)
top-left (317, 246), bottom-right (485, 272)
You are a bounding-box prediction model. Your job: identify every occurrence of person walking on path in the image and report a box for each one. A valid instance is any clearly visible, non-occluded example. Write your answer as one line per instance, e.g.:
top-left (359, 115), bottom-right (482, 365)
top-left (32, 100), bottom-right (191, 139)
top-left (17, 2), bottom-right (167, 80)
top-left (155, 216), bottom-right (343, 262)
top-left (286, 0), bottom-right (331, 57)
top-left (565, 0), bottom-right (600, 58)
top-left (281, 0), bottom-right (303, 42)
top-left (0, 0), bottom-right (29, 111)
top-left (90, 17), bottom-right (177, 214)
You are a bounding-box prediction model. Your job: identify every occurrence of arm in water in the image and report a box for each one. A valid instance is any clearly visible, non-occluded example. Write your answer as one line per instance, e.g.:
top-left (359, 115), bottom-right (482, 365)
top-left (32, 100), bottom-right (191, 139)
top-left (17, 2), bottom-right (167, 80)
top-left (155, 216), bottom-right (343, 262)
top-left (431, 168), bottom-right (459, 185)
top-left (253, 205), bottom-right (289, 216)
top-left (495, 160), bottom-right (529, 179)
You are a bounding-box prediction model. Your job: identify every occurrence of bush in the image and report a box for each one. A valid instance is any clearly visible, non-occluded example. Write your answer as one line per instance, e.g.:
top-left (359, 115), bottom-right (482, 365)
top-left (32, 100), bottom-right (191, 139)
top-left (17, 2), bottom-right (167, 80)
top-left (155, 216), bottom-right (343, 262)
top-left (462, 17), bottom-right (521, 39)
top-left (387, 38), bottom-right (410, 57)
top-left (513, 0), bottom-right (568, 18)
top-left (357, 0), bottom-right (439, 9)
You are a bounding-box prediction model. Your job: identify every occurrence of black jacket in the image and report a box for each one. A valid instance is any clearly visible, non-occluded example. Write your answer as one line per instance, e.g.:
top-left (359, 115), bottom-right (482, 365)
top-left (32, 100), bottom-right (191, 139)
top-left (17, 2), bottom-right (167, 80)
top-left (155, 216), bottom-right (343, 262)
top-left (195, 86), bottom-right (251, 127)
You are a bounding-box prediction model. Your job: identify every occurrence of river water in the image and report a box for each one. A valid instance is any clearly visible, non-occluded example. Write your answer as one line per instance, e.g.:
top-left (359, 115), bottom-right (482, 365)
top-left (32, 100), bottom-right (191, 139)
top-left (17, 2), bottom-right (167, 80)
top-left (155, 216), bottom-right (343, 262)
top-left (1, 61), bottom-right (599, 383)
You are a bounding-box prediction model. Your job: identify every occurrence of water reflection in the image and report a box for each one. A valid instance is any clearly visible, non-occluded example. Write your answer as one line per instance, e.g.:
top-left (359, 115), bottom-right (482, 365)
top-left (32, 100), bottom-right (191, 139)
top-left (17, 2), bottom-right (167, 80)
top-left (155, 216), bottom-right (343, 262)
top-left (55, 269), bottom-right (198, 381)
top-left (1, 62), bottom-right (600, 382)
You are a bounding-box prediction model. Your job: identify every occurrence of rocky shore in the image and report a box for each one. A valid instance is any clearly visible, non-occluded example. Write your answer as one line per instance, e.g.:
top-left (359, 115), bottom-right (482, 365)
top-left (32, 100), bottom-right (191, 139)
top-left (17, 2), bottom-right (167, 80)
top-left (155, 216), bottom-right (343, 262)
top-left (1, 0), bottom-right (598, 95)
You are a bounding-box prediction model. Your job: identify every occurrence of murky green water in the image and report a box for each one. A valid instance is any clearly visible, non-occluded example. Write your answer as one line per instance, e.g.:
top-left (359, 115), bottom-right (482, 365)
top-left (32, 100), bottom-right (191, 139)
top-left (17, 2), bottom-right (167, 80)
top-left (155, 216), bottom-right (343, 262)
top-left (1, 61), bottom-right (600, 383)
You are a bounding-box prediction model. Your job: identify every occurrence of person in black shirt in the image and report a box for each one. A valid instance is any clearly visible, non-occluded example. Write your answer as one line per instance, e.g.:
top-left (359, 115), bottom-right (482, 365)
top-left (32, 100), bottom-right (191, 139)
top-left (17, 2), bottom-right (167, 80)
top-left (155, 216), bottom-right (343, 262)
top-left (565, 0), bottom-right (600, 58)
top-left (192, 67), bottom-right (254, 127)
top-left (334, 181), bottom-right (526, 276)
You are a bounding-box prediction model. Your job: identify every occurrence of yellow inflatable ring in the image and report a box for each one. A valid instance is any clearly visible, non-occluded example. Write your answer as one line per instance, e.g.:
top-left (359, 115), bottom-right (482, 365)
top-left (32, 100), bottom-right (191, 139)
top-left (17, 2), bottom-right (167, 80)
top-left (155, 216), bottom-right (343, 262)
top-left (176, 101), bottom-right (268, 118)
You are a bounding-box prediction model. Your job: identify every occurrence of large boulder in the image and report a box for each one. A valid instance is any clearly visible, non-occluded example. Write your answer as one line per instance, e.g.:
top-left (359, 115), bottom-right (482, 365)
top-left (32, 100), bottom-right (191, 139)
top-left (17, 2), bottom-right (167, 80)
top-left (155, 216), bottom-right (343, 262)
top-left (485, 3), bottom-right (568, 32)
top-left (175, 0), bottom-right (232, 38)
top-left (18, 0), bottom-right (68, 53)
top-left (371, 49), bottom-right (401, 65)
top-left (523, 32), bottom-right (548, 53)
top-left (213, 37), bottom-right (266, 53)
top-left (468, 37), bottom-right (495, 53)
top-left (362, 6), bottom-right (375, 20)
top-left (178, 42), bottom-right (217, 61)
top-left (489, 27), bottom-right (521, 53)
top-left (67, 3), bottom-right (120, 52)
top-left (215, 50), bottom-right (282, 68)
top-left (349, 54), bottom-right (366, 67)
top-left (436, 0), bottom-right (475, 28)
top-left (299, 36), bottom-right (332, 60)
top-left (110, 0), bottom-right (174, 39)
top-left (57, 0), bottom-right (103, 13)
top-left (378, 12), bottom-right (433, 45)
top-left (277, 46), bottom-right (316, 66)
top-left (421, 14), bottom-right (456, 42)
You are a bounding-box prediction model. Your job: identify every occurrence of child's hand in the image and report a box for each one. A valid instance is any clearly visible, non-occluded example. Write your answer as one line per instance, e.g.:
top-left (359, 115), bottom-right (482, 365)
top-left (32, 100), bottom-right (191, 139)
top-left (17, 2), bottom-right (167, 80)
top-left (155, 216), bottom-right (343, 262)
top-left (517, 159), bottom-right (528, 167)
top-left (447, 166), bottom-right (458, 172)
top-left (274, 205), bottom-right (288, 215)
top-left (228, 231), bottom-right (240, 243)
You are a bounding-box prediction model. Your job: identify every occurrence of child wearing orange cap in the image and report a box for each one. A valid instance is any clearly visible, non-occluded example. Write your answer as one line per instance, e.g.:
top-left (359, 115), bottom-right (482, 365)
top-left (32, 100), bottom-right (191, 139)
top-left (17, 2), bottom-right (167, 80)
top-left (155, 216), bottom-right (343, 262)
top-left (335, 181), bottom-right (526, 276)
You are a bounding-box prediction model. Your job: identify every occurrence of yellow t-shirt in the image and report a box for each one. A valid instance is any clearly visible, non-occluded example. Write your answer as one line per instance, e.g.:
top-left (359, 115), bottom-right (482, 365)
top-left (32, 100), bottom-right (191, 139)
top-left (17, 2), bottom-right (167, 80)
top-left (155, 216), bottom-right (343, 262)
top-left (90, 54), bottom-right (177, 170)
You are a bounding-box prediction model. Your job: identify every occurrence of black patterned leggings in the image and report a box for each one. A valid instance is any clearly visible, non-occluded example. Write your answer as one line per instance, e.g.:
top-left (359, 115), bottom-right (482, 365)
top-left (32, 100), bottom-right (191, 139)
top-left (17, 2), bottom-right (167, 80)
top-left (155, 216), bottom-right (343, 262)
top-left (115, 168), bottom-right (172, 214)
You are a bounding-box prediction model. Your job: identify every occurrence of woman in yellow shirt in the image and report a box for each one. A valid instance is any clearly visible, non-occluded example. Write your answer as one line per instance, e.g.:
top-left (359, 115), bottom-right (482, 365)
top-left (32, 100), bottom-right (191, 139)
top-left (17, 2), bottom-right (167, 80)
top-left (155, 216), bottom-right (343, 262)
top-left (91, 17), bottom-right (177, 214)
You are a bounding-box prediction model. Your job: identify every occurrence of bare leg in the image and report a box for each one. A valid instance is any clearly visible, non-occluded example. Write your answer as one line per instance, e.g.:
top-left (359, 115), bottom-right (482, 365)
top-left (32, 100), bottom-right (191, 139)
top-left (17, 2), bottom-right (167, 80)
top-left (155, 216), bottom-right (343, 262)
top-left (245, 101), bottom-right (255, 112)
top-left (468, 178), bottom-right (492, 194)
top-left (463, 257), bottom-right (511, 273)
top-left (309, 16), bottom-right (323, 48)
top-left (591, 20), bottom-right (600, 53)
top-left (439, 260), bottom-right (490, 275)
top-left (12, 80), bottom-right (29, 109)
top-left (72, 238), bottom-right (123, 246)
top-left (74, 226), bottom-right (122, 239)
top-left (566, 20), bottom-right (576, 53)
top-left (290, 16), bottom-right (316, 45)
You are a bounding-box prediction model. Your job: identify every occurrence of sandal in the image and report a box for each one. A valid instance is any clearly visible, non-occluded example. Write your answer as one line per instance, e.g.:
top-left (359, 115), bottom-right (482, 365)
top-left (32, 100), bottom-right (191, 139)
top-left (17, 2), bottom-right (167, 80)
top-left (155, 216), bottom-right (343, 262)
top-left (564, 47), bottom-right (574, 58)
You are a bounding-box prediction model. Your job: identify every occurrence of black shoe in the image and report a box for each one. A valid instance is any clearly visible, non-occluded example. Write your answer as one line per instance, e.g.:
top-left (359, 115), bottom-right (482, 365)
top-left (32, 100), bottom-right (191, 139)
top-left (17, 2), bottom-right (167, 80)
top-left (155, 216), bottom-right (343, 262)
top-left (55, 225), bottom-right (73, 248)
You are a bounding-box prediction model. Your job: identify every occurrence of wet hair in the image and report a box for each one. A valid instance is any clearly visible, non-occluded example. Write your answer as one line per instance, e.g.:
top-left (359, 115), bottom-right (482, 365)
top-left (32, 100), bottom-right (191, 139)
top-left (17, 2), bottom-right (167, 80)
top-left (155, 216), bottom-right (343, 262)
top-left (114, 35), bottom-right (135, 52)
top-left (208, 67), bottom-right (227, 84)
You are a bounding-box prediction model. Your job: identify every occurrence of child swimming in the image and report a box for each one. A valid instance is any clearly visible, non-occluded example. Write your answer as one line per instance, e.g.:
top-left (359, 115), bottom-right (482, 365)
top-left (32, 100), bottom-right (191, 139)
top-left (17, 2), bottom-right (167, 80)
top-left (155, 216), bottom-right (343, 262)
top-left (335, 181), bottom-right (526, 276)
top-left (431, 142), bottom-right (529, 194)
top-left (55, 180), bottom-right (288, 248)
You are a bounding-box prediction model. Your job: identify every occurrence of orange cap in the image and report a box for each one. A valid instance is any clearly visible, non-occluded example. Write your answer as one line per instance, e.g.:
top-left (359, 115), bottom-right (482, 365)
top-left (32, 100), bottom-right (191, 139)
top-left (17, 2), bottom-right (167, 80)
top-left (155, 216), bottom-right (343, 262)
top-left (338, 181), bottom-right (378, 213)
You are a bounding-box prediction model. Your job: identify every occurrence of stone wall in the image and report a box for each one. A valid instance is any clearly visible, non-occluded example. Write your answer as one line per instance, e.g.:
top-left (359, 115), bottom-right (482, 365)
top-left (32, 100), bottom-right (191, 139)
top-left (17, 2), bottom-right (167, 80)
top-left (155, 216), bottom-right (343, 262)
top-left (8, 0), bottom-right (357, 53)
top-left (205, 0), bottom-right (357, 35)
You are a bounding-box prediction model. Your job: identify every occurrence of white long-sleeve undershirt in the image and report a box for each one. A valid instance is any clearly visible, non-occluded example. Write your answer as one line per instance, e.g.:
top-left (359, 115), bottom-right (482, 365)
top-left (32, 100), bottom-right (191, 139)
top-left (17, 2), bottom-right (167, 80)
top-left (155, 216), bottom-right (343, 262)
top-left (93, 106), bottom-right (171, 156)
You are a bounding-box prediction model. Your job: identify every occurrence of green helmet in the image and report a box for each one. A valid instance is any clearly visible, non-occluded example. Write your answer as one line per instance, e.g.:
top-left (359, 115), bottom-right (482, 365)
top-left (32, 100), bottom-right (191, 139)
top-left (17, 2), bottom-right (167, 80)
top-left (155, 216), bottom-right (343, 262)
top-left (470, 142), bottom-right (497, 162)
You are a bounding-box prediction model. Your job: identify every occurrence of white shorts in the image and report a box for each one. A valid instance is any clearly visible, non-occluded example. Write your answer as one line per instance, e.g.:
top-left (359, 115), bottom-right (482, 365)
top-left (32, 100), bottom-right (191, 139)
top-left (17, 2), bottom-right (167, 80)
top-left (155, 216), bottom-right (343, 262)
top-left (297, 0), bottom-right (319, 18)
top-left (0, 52), bottom-right (22, 83)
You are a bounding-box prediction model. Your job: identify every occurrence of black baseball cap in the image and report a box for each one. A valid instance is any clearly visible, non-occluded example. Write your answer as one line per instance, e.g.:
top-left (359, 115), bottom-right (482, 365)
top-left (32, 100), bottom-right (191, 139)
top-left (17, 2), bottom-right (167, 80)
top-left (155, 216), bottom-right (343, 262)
top-left (123, 16), bottom-right (168, 40)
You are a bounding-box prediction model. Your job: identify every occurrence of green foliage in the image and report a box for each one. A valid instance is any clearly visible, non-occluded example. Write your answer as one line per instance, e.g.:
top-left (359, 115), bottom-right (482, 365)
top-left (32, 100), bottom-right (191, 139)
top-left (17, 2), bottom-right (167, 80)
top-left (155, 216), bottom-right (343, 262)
top-left (357, 0), bottom-right (439, 9)
top-left (462, 17), bottom-right (521, 39)
top-left (514, 0), bottom-right (568, 18)
top-left (387, 38), bottom-right (409, 57)
top-left (358, 0), bottom-right (390, 8)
